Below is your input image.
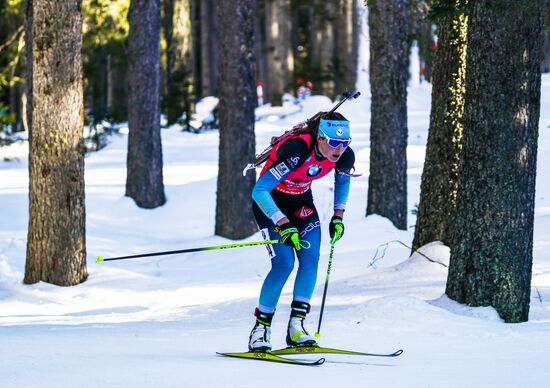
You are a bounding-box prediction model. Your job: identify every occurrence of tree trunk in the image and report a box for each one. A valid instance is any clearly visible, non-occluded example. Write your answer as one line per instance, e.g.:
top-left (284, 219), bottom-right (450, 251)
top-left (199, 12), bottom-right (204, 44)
top-left (9, 83), bottom-right (22, 132)
top-left (366, 0), bottom-right (409, 230)
top-left (334, 0), bottom-right (359, 94)
top-left (25, 0), bottom-right (87, 286)
top-left (107, 52), bottom-right (128, 122)
top-left (164, 0), bottom-right (194, 127)
top-left (215, 0), bottom-right (258, 239)
top-left (191, 0), bottom-right (202, 98)
top-left (542, 28), bottom-right (550, 73)
top-left (308, 2), bottom-right (322, 75)
top-left (255, 0), bottom-right (268, 103)
top-left (446, 1), bottom-right (544, 323)
top-left (418, 6), bottom-right (434, 82)
top-left (264, 0), bottom-right (294, 105)
top-left (24, 0), bottom-right (32, 133)
top-left (126, 0), bottom-right (166, 208)
top-left (90, 46), bottom-right (108, 122)
top-left (200, 0), bottom-right (219, 97)
top-left (309, 0), bottom-right (336, 97)
top-left (409, 0), bottom-right (434, 82)
top-left (543, 8), bottom-right (550, 72)
top-left (412, 7), bottom-right (468, 252)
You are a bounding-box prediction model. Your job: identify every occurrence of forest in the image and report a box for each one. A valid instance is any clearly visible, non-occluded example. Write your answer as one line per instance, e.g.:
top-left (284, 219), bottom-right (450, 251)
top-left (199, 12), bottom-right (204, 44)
top-left (1, 1), bottom-right (549, 141)
top-left (2, 1), bottom-right (550, 385)
top-left (1, 0), bottom-right (550, 325)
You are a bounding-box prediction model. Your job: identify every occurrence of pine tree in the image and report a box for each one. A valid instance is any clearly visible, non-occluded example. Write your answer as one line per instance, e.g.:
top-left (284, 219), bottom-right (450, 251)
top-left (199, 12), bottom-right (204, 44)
top-left (163, 0), bottom-right (194, 127)
top-left (264, 0), bottom-right (294, 104)
top-left (334, 0), bottom-right (360, 94)
top-left (446, 0), bottom-right (544, 323)
top-left (126, 0), bottom-right (166, 208)
top-left (366, 0), bottom-right (409, 230)
top-left (25, 0), bottom-right (87, 286)
top-left (309, 0), bottom-right (337, 97)
top-left (215, 0), bottom-right (258, 239)
top-left (199, 0), bottom-right (219, 97)
top-left (412, 2), bottom-right (468, 251)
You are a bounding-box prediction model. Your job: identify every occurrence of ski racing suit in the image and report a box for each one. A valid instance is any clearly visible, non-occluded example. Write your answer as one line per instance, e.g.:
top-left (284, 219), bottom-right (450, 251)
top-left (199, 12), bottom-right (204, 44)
top-left (252, 132), bottom-right (355, 313)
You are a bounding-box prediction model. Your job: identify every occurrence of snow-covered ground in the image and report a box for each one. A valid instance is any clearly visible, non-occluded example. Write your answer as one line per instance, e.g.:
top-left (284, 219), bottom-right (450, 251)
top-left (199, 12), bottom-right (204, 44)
top-left (1, 75), bottom-right (550, 386)
top-left (3, 15), bottom-right (550, 385)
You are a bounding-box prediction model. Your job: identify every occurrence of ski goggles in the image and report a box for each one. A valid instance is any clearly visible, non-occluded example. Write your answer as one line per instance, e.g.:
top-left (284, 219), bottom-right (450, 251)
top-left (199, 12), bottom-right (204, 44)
top-left (318, 127), bottom-right (352, 148)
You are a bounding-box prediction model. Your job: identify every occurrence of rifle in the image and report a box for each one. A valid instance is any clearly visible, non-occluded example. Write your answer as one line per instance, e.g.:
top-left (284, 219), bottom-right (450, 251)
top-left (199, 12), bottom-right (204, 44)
top-left (242, 90), bottom-right (361, 176)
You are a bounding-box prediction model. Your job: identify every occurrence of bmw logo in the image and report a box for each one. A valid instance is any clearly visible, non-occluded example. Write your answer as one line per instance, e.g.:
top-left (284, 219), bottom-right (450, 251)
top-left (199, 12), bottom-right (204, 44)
top-left (337, 129), bottom-right (343, 136)
top-left (307, 164), bottom-right (322, 177)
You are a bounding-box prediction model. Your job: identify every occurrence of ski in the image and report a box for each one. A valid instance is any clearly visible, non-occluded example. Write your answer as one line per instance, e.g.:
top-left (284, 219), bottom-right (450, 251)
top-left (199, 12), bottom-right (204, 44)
top-left (271, 346), bottom-right (403, 358)
top-left (216, 351), bottom-right (325, 366)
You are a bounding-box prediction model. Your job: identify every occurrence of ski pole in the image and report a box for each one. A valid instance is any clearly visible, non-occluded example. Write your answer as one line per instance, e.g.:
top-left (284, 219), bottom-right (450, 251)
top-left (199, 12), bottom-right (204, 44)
top-left (315, 243), bottom-right (335, 338)
top-left (96, 239), bottom-right (280, 263)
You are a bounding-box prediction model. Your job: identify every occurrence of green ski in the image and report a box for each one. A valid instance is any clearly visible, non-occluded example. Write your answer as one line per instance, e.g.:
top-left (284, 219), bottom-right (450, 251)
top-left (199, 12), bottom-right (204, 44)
top-left (271, 346), bottom-right (403, 357)
top-left (216, 351), bottom-right (325, 366)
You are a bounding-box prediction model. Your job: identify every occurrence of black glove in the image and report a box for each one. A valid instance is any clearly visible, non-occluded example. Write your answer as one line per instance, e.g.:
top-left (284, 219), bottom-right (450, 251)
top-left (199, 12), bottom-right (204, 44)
top-left (276, 222), bottom-right (302, 251)
top-left (329, 216), bottom-right (344, 245)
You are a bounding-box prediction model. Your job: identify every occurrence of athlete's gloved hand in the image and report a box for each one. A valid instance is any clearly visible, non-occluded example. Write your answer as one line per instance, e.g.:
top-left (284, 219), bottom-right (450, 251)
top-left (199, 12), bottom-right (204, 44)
top-left (276, 222), bottom-right (302, 251)
top-left (329, 216), bottom-right (344, 245)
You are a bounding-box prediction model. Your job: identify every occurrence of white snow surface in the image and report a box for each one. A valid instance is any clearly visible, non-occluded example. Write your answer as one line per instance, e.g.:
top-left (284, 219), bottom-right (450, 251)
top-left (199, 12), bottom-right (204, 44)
top-left (2, 49), bottom-right (550, 388)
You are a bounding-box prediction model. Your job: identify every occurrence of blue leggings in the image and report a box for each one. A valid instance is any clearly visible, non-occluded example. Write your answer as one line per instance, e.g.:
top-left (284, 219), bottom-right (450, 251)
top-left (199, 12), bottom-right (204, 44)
top-left (253, 192), bottom-right (321, 313)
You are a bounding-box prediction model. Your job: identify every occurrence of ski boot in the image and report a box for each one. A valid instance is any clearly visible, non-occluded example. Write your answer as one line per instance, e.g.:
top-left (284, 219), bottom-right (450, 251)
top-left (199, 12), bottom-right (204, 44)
top-left (248, 308), bottom-right (274, 352)
top-left (286, 301), bottom-right (318, 348)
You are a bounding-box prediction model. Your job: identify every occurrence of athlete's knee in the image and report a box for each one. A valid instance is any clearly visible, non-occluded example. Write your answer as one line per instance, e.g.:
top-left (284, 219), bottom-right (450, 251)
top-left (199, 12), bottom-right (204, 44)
top-left (297, 257), bottom-right (319, 277)
top-left (272, 255), bottom-right (295, 276)
top-left (297, 242), bottom-right (320, 263)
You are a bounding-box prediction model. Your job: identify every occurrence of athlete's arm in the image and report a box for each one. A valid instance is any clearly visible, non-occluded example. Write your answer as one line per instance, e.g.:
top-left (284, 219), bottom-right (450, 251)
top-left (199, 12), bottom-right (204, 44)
top-left (333, 147), bottom-right (355, 214)
top-left (252, 138), bottom-right (309, 224)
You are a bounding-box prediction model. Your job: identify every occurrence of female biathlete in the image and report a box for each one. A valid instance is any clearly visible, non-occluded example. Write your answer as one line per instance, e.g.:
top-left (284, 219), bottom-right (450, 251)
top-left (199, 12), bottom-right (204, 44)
top-left (249, 111), bottom-right (355, 351)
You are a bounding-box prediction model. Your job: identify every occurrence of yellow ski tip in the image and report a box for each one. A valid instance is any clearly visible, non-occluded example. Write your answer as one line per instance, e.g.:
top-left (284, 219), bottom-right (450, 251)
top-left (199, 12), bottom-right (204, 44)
top-left (96, 256), bottom-right (104, 263)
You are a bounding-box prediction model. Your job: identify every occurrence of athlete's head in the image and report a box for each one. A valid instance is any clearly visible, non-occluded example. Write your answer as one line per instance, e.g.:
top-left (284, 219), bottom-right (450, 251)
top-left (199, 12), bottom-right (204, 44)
top-left (315, 112), bottom-right (351, 162)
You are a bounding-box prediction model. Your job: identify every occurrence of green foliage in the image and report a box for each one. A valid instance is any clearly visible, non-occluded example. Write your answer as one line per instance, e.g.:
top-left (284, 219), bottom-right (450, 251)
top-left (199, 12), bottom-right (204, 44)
top-left (0, 0), bottom-right (24, 141)
top-left (0, 0), bottom-right (23, 23)
top-left (0, 0), bottom-right (133, 135)
top-left (0, 102), bottom-right (16, 145)
top-left (428, 0), bottom-right (470, 22)
top-left (83, 0), bottom-right (130, 49)
top-left (0, 29), bottom-right (24, 88)
top-left (0, 103), bottom-right (15, 124)
top-left (0, 0), bottom-right (24, 90)
top-left (82, 0), bottom-right (130, 123)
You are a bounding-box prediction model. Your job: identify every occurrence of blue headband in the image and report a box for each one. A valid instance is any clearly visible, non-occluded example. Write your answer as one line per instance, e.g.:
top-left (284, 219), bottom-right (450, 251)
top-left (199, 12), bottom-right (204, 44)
top-left (319, 119), bottom-right (350, 139)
